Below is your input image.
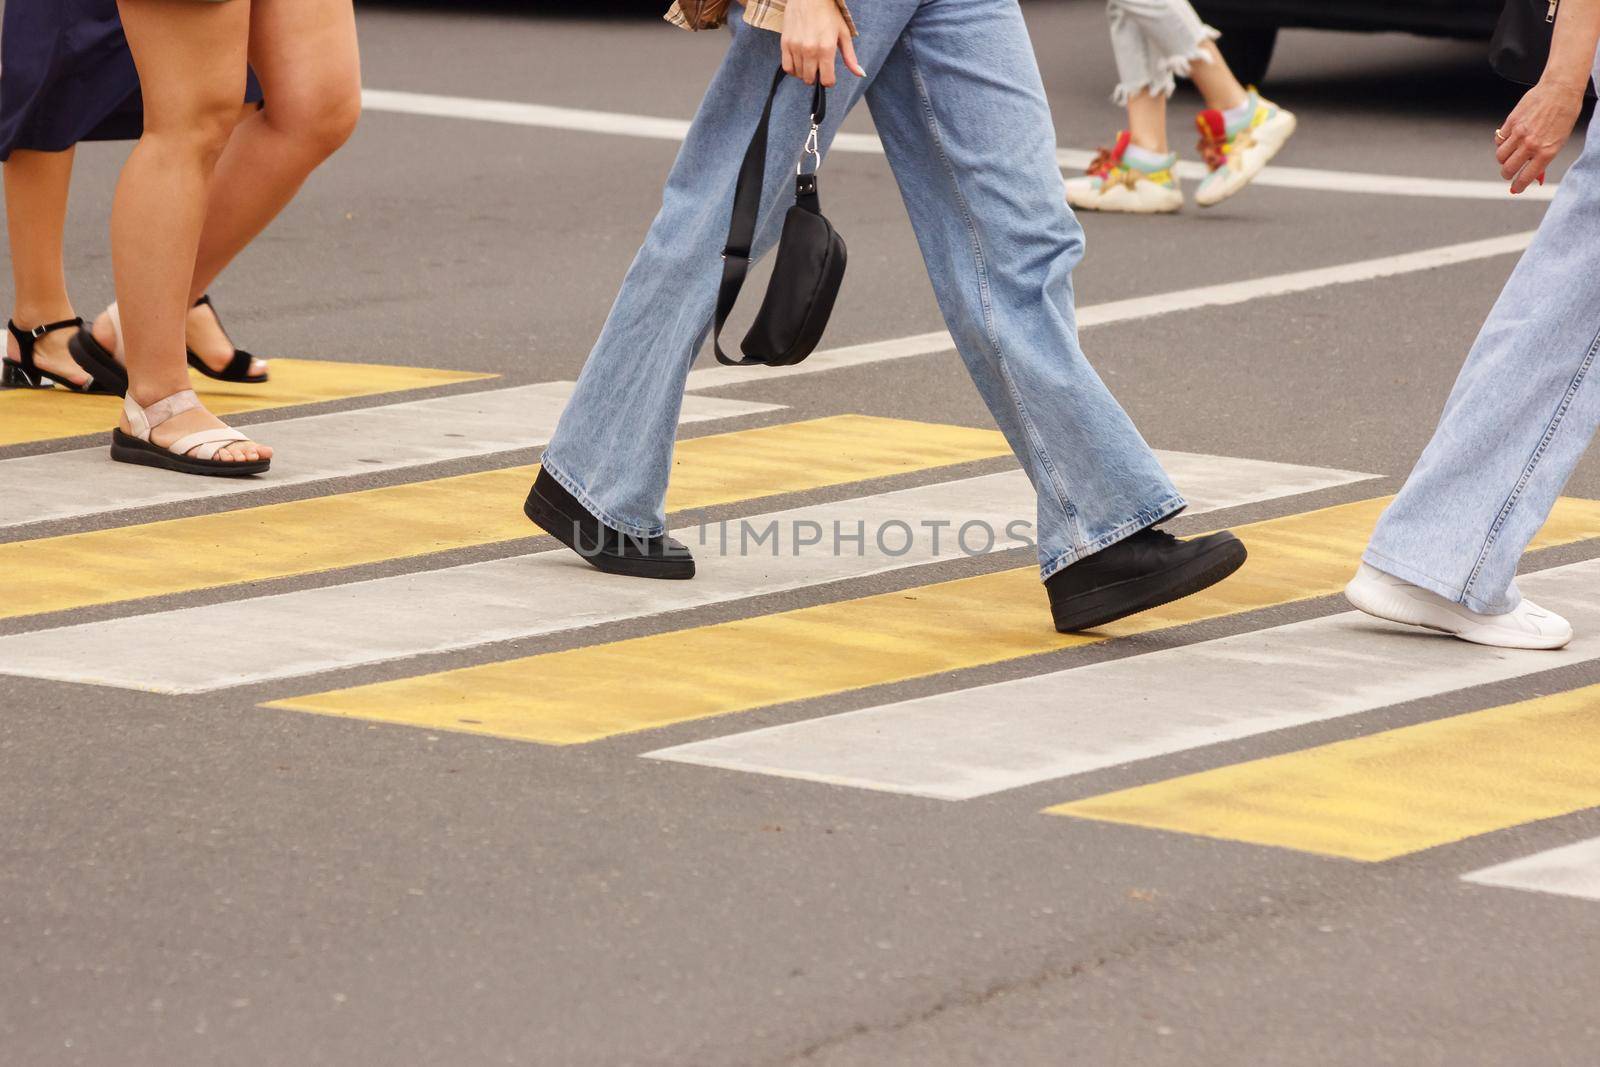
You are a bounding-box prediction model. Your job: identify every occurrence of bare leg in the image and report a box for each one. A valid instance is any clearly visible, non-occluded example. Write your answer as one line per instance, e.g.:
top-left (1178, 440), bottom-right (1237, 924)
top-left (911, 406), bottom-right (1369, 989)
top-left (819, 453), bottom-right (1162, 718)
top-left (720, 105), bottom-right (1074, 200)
top-left (1125, 90), bottom-right (1169, 154)
top-left (3, 148), bottom-right (90, 385)
top-left (1188, 39), bottom-right (1248, 112)
top-left (183, 103), bottom-right (273, 372)
top-left (114, 0), bottom-right (268, 462)
top-left (184, 0), bottom-right (360, 373)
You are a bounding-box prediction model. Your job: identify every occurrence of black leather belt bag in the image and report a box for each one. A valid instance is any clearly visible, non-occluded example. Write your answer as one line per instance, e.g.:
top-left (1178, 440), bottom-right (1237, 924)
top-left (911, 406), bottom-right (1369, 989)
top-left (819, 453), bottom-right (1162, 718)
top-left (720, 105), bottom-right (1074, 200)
top-left (714, 68), bottom-right (848, 368)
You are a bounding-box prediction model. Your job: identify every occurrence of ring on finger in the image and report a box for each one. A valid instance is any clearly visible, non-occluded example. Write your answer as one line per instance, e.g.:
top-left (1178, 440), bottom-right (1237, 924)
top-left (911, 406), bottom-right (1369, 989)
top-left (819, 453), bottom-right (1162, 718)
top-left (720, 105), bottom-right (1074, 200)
top-left (1495, 127), bottom-right (1507, 143)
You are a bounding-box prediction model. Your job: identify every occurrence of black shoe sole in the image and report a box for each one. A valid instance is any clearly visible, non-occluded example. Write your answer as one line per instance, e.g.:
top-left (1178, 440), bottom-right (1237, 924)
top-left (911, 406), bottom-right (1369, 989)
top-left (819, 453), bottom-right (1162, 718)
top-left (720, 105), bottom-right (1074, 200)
top-left (1052, 535), bottom-right (1248, 633)
top-left (524, 483), bottom-right (695, 581)
top-left (67, 330), bottom-right (130, 396)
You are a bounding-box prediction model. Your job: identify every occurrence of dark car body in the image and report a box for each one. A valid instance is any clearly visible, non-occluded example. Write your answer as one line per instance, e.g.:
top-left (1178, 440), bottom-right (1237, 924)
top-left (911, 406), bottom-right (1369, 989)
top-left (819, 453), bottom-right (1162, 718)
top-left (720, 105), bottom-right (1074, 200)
top-left (1192, 1), bottom-right (1505, 84)
top-left (1194, 1), bottom-right (1501, 39)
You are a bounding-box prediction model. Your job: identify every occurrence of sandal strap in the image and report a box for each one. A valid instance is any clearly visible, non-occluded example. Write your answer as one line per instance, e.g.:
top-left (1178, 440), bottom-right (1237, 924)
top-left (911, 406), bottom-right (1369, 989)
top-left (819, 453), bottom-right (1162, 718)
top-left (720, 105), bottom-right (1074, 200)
top-left (191, 294), bottom-right (239, 350)
top-left (7, 317), bottom-right (86, 375)
top-left (8, 317), bottom-right (83, 342)
top-left (169, 426), bottom-right (248, 461)
top-left (122, 388), bottom-right (201, 439)
top-left (105, 303), bottom-right (125, 359)
top-left (221, 348), bottom-right (256, 378)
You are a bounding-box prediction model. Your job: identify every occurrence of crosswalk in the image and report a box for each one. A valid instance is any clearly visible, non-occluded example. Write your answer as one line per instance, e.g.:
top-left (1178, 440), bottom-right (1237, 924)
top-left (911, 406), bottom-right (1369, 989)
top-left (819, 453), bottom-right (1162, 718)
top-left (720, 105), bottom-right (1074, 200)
top-left (5, 358), bottom-right (1600, 900)
top-left (0, 357), bottom-right (492, 449)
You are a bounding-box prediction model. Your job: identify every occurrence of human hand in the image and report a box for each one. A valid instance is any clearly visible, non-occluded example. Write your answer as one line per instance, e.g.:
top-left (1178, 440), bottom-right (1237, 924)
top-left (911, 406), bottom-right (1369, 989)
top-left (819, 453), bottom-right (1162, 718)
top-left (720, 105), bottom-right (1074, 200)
top-left (781, 0), bottom-right (865, 87)
top-left (1496, 79), bottom-right (1586, 194)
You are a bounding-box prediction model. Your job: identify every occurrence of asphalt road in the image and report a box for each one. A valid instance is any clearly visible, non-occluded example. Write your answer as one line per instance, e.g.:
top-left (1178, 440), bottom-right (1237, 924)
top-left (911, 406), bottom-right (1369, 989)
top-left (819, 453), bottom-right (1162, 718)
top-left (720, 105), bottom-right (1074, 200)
top-left (3, 3), bottom-right (1600, 1065)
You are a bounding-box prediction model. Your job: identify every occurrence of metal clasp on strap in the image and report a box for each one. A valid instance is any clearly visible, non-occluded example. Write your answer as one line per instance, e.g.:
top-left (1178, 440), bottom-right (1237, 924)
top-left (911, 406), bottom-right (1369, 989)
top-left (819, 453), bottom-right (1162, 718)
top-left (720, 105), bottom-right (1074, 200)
top-left (797, 121), bottom-right (822, 176)
top-left (29, 324), bottom-right (47, 339)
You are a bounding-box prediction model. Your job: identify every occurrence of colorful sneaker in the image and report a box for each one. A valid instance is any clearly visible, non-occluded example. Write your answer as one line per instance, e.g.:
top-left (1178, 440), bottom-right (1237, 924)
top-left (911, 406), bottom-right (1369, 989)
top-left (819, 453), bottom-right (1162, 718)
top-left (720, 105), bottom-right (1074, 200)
top-left (1065, 131), bottom-right (1183, 215)
top-left (1194, 90), bottom-right (1297, 208)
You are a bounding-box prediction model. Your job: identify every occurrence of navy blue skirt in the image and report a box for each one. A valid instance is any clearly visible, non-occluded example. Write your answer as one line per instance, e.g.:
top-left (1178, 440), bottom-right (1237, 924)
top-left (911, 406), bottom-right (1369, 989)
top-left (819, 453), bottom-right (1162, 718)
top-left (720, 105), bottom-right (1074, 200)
top-left (0, 0), bottom-right (261, 162)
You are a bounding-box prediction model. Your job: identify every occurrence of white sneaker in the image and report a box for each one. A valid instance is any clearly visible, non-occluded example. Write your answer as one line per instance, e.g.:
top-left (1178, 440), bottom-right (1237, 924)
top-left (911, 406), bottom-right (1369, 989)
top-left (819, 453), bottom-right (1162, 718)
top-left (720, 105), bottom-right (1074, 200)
top-left (1065, 131), bottom-right (1184, 215)
top-left (1344, 563), bottom-right (1573, 650)
top-left (1194, 91), bottom-right (1298, 208)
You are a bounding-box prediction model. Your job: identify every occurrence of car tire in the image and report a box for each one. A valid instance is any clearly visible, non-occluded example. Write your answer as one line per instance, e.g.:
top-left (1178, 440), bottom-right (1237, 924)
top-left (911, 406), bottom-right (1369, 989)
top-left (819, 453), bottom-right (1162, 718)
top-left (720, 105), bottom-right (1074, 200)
top-left (1214, 25), bottom-right (1278, 87)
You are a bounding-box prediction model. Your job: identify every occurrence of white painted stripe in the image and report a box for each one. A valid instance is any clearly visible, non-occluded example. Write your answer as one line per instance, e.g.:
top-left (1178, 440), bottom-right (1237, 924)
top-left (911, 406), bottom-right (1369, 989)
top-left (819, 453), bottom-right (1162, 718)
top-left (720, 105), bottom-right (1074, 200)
top-left (0, 384), bottom-right (778, 530)
top-left (363, 88), bottom-right (1558, 203)
top-left (2, 232), bottom-right (1519, 531)
top-left (647, 560), bottom-right (1600, 800)
top-left (1463, 837), bottom-right (1600, 902)
top-left (361, 88), bottom-right (888, 156)
top-left (0, 452), bottom-right (1369, 693)
top-left (1055, 148), bottom-right (1559, 202)
top-left (682, 233), bottom-right (1537, 391)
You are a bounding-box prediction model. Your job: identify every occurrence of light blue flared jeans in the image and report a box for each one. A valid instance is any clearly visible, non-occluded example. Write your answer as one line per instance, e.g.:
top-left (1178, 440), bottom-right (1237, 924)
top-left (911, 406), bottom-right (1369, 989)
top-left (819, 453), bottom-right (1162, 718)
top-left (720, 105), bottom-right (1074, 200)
top-left (541, 0), bottom-right (1184, 580)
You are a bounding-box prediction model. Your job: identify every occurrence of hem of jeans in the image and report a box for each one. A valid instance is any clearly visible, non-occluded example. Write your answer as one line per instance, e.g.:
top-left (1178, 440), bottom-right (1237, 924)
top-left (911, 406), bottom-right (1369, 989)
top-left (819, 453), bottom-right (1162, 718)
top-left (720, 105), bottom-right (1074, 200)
top-left (1360, 546), bottom-right (1520, 616)
top-left (538, 455), bottom-right (665, 541)
top-left (1111, 27), bottom-right (1220, 105)
top-left (1037, 494), bottom-right (1188, 582)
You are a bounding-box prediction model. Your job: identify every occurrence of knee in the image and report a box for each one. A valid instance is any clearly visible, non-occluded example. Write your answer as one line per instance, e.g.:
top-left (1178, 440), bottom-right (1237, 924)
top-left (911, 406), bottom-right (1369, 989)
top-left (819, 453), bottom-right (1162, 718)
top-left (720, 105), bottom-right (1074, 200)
top-left (265, 83), bottom-right (362, 163)
top-left (148, 96), bottom-right (244, 170)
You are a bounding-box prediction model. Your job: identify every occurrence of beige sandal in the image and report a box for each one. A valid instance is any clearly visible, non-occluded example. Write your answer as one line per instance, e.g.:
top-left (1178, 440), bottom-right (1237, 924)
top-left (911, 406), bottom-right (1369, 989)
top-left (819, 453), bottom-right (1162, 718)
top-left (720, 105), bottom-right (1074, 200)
top-left (110, 388), bottom-right (269, 477)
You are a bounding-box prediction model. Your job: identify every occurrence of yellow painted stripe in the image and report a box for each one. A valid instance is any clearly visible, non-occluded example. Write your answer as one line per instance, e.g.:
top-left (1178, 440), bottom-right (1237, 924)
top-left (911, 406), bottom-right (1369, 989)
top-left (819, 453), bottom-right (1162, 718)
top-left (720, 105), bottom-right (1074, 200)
top-left (0, 358), bottom-right (494, 447)
top-left (0, 416), bottom-right (1010, 620)
top-left (1049, 684), bottom-right (1600, 862)
top-left (264, 498), bottom-right (1600, 746)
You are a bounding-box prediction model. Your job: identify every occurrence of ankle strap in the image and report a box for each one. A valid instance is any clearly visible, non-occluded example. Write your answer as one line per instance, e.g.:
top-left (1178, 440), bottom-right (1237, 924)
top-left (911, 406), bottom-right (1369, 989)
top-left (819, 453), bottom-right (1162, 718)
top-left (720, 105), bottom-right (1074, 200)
top-left (194, 295), bottom-right (212, 310)
top-left (8, 317), bottom-right (83, 343)
top-left (123, 388), bottom-right (201, 439)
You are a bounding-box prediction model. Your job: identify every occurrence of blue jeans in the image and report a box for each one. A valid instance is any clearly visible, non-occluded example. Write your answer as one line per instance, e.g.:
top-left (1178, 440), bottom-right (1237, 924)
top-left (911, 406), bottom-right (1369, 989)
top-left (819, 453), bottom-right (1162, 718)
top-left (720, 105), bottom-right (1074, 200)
top-left (1365, 82), bottom-right (1600, 614)
top-left (540, 0), bottom-right (1184, 580)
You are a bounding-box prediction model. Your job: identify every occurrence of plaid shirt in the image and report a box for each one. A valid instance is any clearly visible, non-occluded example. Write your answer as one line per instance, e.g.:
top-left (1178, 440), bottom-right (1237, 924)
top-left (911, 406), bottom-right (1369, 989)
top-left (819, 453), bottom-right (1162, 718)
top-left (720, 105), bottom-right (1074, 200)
top-left (665, 0), bottom-right (856, 35)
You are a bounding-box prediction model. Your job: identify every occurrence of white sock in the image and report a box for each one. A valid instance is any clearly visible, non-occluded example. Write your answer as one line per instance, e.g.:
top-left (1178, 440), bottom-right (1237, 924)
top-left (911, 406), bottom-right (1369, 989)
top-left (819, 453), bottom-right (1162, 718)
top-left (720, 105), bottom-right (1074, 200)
top-left (1122, 142), bottom-right (1175, 172)
top-left (1222, 97), bottom-right (1255, 131)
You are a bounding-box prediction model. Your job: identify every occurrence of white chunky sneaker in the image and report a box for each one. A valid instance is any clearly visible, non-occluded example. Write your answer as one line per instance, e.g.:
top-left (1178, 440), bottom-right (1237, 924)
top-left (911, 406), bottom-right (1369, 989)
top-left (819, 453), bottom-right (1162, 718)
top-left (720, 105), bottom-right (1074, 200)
top-left (1065, 131), bottom-right (1184, 215)
top-left (1344, 563), bottom-right (1572, 651)
top-left (1194, 90), bottom-right (1298, 208)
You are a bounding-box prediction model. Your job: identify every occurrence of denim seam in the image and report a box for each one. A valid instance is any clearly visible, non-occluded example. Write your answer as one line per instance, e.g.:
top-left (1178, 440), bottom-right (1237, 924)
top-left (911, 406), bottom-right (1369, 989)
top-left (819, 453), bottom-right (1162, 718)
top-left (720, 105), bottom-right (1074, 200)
top-left (898, 30), bottom-right (1083, 551)
top-left (538, 453), bottom-right (665, 540)
top-left (1462, 321), bottom-right (1600, 601)
top-left (1037, 493), bottom-right (1186, 581)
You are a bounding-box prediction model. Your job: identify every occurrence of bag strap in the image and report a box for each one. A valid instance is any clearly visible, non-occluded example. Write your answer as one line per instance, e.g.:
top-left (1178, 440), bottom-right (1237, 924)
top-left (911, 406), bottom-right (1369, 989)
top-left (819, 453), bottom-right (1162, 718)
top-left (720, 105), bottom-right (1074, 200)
top-left (713, 68), bottom-right (826, 367)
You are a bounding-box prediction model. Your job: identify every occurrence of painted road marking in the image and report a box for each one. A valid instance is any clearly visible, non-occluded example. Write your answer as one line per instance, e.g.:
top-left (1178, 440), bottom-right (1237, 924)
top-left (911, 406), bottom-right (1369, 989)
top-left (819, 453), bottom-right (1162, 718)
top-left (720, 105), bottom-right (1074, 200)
top-left (680, 233), bottom-right (1537, 392)
top-left (362, 88), bottom-right (1558, 202)
top-left (273, 473), bottom-right (1383, 744)
top-left (650, 513), bottom-right (1600, 798)
top-left (4, 233), bottom-right (1527, 529)
top-left (1052, 683), bottom-right (1600, 863)
top-left (0, 452), bottom-right (1366, 693)
top-left (0, 383), bottom-right (776, 530)
top-left (1463, 834), bottom-right (1600, 902)
top-left (0, 358), bottom-right (492, 448)
top-left (0, 417), bottom-right (1011, 620)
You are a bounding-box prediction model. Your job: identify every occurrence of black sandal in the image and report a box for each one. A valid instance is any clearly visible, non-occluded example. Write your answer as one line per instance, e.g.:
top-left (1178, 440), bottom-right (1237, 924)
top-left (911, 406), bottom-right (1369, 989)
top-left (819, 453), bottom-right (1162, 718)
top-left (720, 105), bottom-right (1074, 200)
top-left (187, 295), bottom-right (268, 384)
top-left (64, 305), bottom-right (131, 396)
top-left (1, 317), bottom-right (120, 393)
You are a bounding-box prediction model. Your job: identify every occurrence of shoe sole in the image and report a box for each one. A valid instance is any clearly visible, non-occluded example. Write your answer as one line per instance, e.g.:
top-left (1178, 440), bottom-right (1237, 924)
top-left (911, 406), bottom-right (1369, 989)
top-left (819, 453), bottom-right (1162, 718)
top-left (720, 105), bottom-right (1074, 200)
top-left (523, 485), bottom-right (695, 581)
top-left (1343, 575), bottom-right (1571, 651)
top-left (1066, 187), bottom-right (1183, 215)
top-left (1194, 110), bottom-right (1298, 208)
top-left (67, 329), bottom-right (130, 396)
top-left (1052, 536), bottom-right (1248, 633)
